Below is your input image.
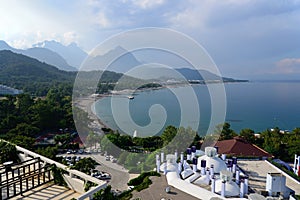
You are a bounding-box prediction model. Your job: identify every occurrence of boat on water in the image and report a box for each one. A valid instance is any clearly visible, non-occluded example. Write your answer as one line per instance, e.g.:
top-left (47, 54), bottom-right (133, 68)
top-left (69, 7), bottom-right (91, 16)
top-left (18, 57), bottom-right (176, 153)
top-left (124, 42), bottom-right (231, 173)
top-left (127, 95), bottom-right (134, 99)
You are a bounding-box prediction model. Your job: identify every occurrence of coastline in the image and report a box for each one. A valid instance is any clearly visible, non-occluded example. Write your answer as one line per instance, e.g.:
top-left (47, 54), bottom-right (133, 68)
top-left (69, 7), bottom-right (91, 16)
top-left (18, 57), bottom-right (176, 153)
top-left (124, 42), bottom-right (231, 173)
top-left (74, 95), bottom-right (110, 133)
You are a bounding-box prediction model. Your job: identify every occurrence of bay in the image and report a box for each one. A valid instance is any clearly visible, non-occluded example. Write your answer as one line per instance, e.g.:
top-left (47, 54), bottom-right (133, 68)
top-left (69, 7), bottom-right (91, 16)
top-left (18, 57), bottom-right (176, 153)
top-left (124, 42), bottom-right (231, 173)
top-left (95, 81), bottom-right (300, 136)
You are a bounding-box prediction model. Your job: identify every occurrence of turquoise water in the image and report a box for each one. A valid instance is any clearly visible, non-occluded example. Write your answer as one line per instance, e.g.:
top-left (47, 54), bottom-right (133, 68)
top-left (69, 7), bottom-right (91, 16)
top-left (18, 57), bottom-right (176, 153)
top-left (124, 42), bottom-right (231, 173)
top-left (95, 81), bottom-right (300, 136)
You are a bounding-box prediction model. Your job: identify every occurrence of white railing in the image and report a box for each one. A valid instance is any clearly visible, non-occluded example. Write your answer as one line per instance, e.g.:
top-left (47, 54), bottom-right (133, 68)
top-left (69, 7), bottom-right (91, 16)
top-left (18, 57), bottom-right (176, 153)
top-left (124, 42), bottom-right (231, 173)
top-left (77, 184), bottom-right (107, 200)
top-left (15, 144), bottom-right (107, 199)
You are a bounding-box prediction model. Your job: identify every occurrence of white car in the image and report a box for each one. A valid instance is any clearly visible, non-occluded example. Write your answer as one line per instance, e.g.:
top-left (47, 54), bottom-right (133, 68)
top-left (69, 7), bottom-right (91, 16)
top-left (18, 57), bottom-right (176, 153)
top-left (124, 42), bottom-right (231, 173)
top-left (75, 156), bottom-right (81, 162)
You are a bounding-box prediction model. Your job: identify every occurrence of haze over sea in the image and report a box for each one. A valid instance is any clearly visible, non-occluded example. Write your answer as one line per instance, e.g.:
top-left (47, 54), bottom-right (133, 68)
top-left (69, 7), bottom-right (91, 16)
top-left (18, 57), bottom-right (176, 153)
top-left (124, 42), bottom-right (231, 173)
top-left (95, 81), bottom-right (300, 136)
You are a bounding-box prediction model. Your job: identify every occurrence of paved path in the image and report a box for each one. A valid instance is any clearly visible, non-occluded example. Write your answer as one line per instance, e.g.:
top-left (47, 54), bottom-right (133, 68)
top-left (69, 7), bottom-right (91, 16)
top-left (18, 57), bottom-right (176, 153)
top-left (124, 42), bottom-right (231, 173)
top-left (238, 160), bottom-right (300, 195)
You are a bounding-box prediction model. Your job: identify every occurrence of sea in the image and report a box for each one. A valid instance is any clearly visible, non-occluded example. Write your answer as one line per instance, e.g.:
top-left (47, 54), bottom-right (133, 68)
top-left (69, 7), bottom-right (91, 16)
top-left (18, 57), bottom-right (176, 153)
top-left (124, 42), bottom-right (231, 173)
top-left (95, 81), bottom-right (300, 137)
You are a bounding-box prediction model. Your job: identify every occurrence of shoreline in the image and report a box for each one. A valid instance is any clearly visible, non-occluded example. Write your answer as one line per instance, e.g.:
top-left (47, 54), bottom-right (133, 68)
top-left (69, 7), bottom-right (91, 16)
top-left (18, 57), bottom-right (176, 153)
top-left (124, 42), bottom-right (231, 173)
top-left (74, 95), bottom-right (110, 132)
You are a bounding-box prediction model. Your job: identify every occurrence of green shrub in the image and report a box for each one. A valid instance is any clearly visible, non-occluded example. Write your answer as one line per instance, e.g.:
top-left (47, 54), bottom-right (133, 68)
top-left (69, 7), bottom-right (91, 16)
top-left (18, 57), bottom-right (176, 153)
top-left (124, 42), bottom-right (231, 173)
top-left (128, 171), bottom-right (160, 186)
top-left (84, 181), bottom-right (98, 192)
top-left (134, 176), bottom-right (152, 192)
top-left (51, 164), bottom-right (67, 187)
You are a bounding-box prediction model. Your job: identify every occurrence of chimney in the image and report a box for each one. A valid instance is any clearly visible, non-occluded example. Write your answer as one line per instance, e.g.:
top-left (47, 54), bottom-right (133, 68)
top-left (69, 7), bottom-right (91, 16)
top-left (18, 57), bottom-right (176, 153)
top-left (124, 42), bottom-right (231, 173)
top-left (211, 176), bottom-right (215, 193)
top-left (240, 180), bottom-right (245, 198)
top-left (214, 146), bottom-right (219, 154)
top-left (221, 154), bottom-right (226, 161)
top-left (183, 159), bottom-right (187, 168)
top-left (232, 157), bottom-right (237, 173)
top-left (201, 159), bottom-right (206, 175)
top-left (180, 152), bottom-right (184, 163)
top-left (221, 180), bottom-right (226, 197)
top-left (193, 157), bottom-right (198, 172)
top-left (206, 168), bottom-right (210, 183)
top-left (164, 160), bottom-right (167, 175)
top-left (191, 146), bottom-right (196, 159)
top-left (174, 150), bottom-right (178, 162)
top-left (178, 162), bottom-right (182, 174)
top-left (227, 159), bottom-right (233, 172)
top-left (186, 148), bottom-right (192, 160)
top-left (235, 169), bottom-right (240, 184)
top-left (210, 164), bottom-right (214, 179)
top-left (298, 156), bottom-right (300, 176)
top-left (161, 151), bottom-right (164, 163)
top-left (244, 176), bottom-right (249, 194)
top-left (156, 154), bottom-right (160, 173)
top-left (293, 154), bottom-right (297, 173)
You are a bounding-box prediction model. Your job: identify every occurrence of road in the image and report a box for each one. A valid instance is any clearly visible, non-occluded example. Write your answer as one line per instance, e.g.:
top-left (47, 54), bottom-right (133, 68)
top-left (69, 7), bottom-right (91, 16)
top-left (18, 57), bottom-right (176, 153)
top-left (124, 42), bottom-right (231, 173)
top-left (58, 152), bottom-right (135, 191)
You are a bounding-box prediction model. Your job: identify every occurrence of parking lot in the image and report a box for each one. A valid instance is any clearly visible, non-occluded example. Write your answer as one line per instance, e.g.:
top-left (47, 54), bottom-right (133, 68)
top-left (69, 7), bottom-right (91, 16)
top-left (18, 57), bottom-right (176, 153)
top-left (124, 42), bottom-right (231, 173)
top-left (58, 150), bottom-right (132, 191)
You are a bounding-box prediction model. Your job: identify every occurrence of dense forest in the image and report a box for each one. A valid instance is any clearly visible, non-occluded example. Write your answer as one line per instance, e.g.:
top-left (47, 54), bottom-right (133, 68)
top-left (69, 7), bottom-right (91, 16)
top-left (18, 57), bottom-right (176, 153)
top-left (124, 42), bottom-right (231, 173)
top-left (0, 50), bottom-right (76, 96)
top-left (0, 87), bottom-right (74, 149)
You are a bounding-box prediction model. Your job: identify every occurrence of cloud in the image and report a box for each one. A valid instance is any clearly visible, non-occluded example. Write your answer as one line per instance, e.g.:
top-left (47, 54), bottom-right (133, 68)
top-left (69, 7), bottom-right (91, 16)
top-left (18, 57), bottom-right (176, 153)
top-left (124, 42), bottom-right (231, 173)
top-left (275, 58), bottom-right (300, 74)
top-left (63, 31), bottom-right (79, 45)
top-left (7, 31), bottom-right (79, 49)
top-left (95, 12), bottom-right (111, 28)
top-left (130, 0), bottom-right (166, 9)
top-left (1, 0), bottom-right (300, 78)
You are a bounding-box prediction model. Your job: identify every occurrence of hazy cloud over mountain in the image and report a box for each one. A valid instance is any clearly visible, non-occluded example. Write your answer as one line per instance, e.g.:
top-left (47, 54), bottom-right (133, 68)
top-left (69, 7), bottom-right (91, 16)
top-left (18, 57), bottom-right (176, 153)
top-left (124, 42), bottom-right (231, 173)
top-left (1, 0), bottom-right (300, 79)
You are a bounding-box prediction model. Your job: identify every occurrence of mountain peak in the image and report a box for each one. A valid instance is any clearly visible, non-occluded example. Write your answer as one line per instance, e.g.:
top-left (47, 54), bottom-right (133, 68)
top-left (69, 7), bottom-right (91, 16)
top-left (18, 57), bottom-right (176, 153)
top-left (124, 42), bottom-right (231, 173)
top-left (33, 40), bottom-right (87, 69)
top-left (0, 40), bottom-right (13, 50)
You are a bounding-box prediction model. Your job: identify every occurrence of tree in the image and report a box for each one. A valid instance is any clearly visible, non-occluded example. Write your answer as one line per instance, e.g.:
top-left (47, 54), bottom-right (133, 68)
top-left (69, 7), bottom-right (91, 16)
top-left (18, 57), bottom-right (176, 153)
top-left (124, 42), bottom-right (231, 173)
top-left (161, 125), bottom-right (177, 146)
top-left (93, 185), bottom-right (115, 200)
top-left (10, 135), bottom-right (36, 150)
top-left (7, 123), bottom-right (40, 138)
top-left (100, 134), bottom-right (121, 157)
top-left (124, 153), bottom-right (145, 170)
top-left (240, 128), bottom-right (255, 143)
top-left (36, 146), bottom-right (59, 160)
top-left (261, 128), bottom-right (282, 157)
top-left (16, 94), bottom-right (34, 115)
top-left (0, 141), bottom-right (19, 163)
top-left (71, 157), bottom-right (98, 174)
top-left (54, 133), bottom-right (73, 146)
top-left (217, 123), bottom-right (237, 140)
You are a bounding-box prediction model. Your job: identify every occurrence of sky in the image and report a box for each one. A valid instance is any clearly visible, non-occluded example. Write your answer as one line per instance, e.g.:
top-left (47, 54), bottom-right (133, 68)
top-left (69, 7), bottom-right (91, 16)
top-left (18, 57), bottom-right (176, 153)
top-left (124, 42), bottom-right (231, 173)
top-left (0, 0), bottom-right (300, 79)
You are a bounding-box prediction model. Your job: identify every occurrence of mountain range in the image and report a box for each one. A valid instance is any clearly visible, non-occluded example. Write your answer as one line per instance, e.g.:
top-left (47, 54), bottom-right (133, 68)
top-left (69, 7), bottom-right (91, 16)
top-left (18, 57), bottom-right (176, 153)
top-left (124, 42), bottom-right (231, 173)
top-left (33, 40), bottom-right (87, 69)
top-left (0, 40), bottom-right (246, 95)
top-left (84, 46), bottom-right (141, 73)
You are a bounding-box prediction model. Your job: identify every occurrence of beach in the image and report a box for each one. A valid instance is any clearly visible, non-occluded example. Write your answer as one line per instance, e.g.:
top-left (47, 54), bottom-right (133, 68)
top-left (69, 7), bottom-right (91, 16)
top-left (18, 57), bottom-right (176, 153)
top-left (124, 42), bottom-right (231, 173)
top-left (73, 95), bottom-right (109, 133)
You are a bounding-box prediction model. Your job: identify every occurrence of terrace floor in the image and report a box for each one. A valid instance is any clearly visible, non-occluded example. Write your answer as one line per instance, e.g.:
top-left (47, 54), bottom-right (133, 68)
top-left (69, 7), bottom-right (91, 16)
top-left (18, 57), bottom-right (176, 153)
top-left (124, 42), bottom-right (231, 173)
top-left (11, 182), bottom-right (80, 200)
top-left (238, 160), bottom-right (300, 195)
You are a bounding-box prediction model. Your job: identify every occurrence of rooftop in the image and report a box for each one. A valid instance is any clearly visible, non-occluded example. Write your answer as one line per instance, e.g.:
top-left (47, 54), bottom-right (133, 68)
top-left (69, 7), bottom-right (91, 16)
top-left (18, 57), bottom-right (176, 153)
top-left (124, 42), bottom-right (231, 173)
top-left (215, 137), bottom-right (272, 158)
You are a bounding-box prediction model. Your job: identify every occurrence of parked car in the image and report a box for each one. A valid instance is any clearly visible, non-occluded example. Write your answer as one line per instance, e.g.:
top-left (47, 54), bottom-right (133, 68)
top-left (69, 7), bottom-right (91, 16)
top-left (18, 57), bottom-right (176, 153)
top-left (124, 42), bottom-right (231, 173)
top-left (75, 156), bottom-right (81, 162)
top-left (78, 149), bottom-right (84, 154)
top-left (66, 150), bottom-right (72, 154)
top-left (98, 173), bottom-right (111, 180)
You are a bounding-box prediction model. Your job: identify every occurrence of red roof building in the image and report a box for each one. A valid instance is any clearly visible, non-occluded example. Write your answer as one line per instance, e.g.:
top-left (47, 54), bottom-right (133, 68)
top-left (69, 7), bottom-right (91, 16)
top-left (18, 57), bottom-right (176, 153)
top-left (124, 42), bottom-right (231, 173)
top-left (214, 137), bottom-right (272, 158)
